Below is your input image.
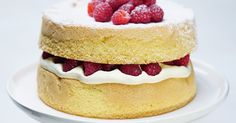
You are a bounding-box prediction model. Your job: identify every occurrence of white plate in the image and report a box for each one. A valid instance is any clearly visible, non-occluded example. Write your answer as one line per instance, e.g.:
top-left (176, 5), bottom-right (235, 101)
top-left (7, 59), bottom-right (229, 123)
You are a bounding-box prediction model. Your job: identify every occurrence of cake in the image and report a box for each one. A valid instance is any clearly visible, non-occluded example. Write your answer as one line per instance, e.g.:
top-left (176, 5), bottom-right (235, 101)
top-left (38, 0), bottom-right (197, 119)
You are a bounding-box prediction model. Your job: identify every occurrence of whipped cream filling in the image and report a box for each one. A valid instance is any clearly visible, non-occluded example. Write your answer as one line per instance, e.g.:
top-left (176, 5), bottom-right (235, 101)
top-left (40, 58), bottom-right (191, 85)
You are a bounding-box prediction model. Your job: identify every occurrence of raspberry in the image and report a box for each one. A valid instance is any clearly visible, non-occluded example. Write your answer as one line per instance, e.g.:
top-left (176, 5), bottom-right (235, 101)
top-left (164, 54), bottom-right (190, 66)
top-left (119, 3), bottom-right (135, 13)
top-left (62, 59), bottom-right (79, 72)
top-left (88, 2), bottom-right (95, 17)
top-left (102, 64), bottom-right (117, 71)
top-left (42, 52), bottom-right (53, 59)
top-left (163, 61), bottom-right (175, 66)
top-left (130, 5), bottom-right (151, 23)
top-left (93, 2), bottom-right (113, 22)
top-left (119, 65), bottom-right (142, 76)
top-left (144, 0), bottom-right (156, 6)
top-left (83, 62), bottom-right (102, 76)
top-left (175, 54), bottom-right (190, 66)
top-left (112, 10), bottom-right (131, 25)
top-left (53, 57), bottom-right (65, 64)
top-left (129, 0), bottom-right (143, 6)
top-left (141, 63), bottom-right (161, 76)
top-left (87, 0), bottom-right (105, 17)
top-left (106, 0), bottom-right (129, 11)
top-left (149, 4), bottom-right (164, 22)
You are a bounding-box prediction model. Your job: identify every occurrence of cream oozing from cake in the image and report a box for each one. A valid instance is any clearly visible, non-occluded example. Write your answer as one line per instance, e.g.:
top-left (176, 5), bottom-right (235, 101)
top-left (40, 58), bottom-right (191, 85)
top-left (43, 0), bottom-right (194, 29)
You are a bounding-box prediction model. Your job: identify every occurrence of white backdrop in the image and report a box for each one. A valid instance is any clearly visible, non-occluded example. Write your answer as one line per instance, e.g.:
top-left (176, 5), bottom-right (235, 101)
top-left (0, 0), bottom-right (235, 122)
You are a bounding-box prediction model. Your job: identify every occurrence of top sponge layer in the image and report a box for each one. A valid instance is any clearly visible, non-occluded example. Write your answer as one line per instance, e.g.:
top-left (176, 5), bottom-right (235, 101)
top-left (39, 0), bottom-right (197, 64)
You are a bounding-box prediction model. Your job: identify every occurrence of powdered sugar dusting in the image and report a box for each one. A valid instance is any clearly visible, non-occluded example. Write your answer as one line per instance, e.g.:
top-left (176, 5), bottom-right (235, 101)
top-left (133, 5), bottom-right (148, 12)
top-left (43, 0), bottom-right (194, 29)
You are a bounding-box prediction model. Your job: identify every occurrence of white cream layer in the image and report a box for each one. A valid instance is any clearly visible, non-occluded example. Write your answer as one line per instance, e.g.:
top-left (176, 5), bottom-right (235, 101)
top-left (40, 58), bottom-right (191, 85)
top-left (43, 0), bottom-right (194, 29)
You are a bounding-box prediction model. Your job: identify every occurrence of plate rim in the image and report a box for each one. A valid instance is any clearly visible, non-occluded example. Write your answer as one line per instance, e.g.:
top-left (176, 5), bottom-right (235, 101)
top-left (6, 59), bottom-right (230, 123)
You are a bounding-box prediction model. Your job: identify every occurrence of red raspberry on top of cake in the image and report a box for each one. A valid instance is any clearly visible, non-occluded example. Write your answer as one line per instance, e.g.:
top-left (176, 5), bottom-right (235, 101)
top-left (87, 0), bottom-right (164, 24)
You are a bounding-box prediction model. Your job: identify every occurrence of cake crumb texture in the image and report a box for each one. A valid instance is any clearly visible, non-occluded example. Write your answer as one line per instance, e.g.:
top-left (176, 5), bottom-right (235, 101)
top-left (40, 19), bottom-right (196, 64)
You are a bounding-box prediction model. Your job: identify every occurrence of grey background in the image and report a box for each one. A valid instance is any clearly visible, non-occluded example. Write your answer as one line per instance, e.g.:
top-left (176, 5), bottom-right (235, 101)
top-left (0, 0), bottom-right (235, 122)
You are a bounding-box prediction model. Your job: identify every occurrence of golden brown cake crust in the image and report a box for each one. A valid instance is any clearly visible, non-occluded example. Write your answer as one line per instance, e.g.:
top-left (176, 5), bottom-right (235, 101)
top-left (37, 66), bottom-right (196, 119)
top-left (40, 17), bottom-right (196, 64)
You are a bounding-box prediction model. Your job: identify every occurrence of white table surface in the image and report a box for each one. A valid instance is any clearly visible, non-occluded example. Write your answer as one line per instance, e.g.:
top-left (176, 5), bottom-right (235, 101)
top-left (0, 0), bottom-right (235, 122)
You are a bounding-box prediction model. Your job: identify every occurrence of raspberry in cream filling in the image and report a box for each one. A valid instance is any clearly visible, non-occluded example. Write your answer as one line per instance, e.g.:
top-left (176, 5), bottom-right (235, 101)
top-left (40, 52), bottom-right (191, 85)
